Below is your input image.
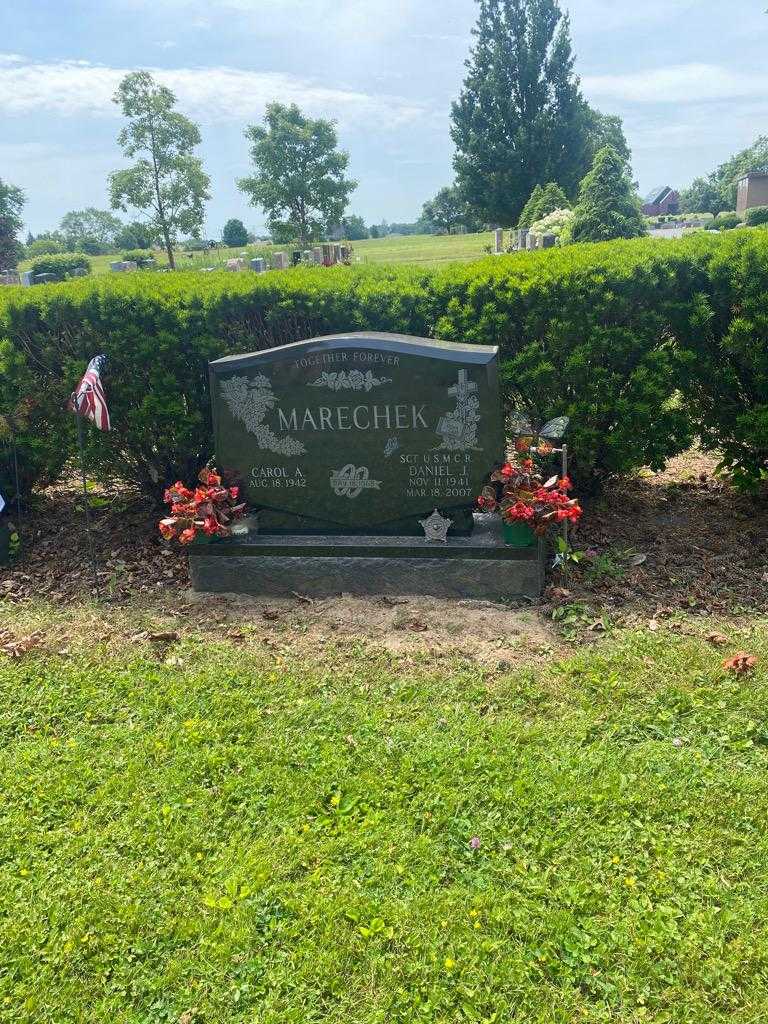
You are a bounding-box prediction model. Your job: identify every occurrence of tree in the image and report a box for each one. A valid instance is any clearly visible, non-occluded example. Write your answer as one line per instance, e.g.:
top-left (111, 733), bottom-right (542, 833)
top-left (679, 176), bottom-right (727, 216)
top-left (579, 107), bottom-right (631, 170)
top-left (518, 181), bottom-right (569, 227)
top-left (451, 0), bottom-right (590, 225)
top-left (569, 146), bottom-right (646, 243)
top-left (680, 136), bottom-right (768, 214)
top-left (115, 220), bottom-right (158, 250)
top-left (0, 178), bottom-right (25, 270)
top-left (60, 208), bottom-right (123, 253)
top-left (422, 186), bottom-right (474, 234)
top-left (341, 214), bottom-right (368, 240)
top-left (109, 71), bottom-right (211, 270)
top-left (26, 236), bottom-right (65, 258)
top-left (221, 218), bottom-right (249, 247)
top-left (238, 103), bottom-right (357, 246)
top-left (369, 225), bottom-right (380, 239)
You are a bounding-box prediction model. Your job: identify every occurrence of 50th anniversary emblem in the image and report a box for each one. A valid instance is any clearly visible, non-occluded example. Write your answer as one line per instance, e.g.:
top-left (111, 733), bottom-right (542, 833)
top-left (330, 465), bottom-right (382, 499)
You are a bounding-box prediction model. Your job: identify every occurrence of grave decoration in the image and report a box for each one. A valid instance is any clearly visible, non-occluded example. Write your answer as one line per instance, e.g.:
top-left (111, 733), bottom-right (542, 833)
top-left (186, 332), bottom-right (546, 600)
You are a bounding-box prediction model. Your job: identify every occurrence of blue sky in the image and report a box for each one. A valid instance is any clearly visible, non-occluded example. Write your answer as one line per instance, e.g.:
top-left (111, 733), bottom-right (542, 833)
top-left (1, 0), bottom-right (766, 236)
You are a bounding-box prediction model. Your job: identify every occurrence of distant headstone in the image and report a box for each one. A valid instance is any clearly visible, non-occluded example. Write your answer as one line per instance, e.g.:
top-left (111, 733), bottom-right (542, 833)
top-left (292, 250), bottom-right (302, 267)
top-left (69, 267), bottom-right (88, 278)
top-left (541, 234), bottom-right (556, 249)
top-left (494, 228), bottom-right (504, 254)
top-left (339, 246), bottom-right (351, 263)
top-left (332, 244), bottom-right (343, 264)
top-left (250, 257), bottom-right (266, 273)
top-left (20, 270), bottom-right (34, 287)
top-left (313, 246), bottom-right (324, 265)
top-left (273, 252), bottom-right (289, 270)
top-left (110, 260), bottom-right (127, 272)
top-left (303, 250), bottom-right (314, 264)
top-left (322, 244), bottom-right (334, 266)
top-left (226, 258), bottom-right (246, 271)
top-left (526, 233), bottom-right (538, 250)
top-left (0, 270), bottom-right (21, 286)
top-left (515, 229), bottom-right (528, 250)
top-left (33, 273), bottom-right (57, 285)
top-left (209, 332), bottom-right (505, 533)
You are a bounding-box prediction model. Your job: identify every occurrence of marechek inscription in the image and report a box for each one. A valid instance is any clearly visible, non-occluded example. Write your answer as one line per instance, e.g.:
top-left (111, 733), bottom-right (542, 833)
top-left (210, 333), bottom-right (504, 530)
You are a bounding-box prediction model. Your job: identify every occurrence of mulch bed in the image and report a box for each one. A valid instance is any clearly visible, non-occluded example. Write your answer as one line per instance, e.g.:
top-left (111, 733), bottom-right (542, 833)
top-left (1, 450), bottom-right (767, 625)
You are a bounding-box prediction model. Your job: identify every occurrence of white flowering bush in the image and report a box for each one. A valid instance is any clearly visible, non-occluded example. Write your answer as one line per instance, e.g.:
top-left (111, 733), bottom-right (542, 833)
top-left (529, 208), bottom-right (575, 244)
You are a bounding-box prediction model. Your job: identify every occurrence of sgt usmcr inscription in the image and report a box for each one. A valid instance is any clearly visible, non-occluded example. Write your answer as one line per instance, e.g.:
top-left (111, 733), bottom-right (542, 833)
top-left (209, 332), bottom-right (505, 532)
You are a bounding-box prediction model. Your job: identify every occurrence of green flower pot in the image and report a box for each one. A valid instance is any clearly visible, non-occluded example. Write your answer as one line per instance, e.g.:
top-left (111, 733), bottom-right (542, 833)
top-left (502, 520), bottom-right (536, 548)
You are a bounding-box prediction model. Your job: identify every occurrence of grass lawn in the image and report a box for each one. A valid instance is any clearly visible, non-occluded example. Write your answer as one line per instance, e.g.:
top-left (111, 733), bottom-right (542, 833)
top-left (18, 231), bottom-right (496, 279)
top-left (2, 601), bottom-right (768, 1022)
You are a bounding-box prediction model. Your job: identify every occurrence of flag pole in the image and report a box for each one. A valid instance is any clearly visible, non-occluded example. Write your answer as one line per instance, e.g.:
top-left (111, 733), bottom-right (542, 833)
top-left (75, 408), bottom-right (99, 596)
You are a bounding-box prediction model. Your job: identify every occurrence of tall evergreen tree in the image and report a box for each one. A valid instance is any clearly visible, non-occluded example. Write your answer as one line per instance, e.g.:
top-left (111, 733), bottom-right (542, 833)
top-left (569, 146), bottom-right (646, 244)
top-left (451, 0), bottom-right (587, 225)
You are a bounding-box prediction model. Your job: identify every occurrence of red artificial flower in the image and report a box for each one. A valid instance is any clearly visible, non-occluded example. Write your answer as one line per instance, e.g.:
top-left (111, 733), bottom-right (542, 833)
top-left (537, 440), bottom-right (554, 456)
top-left (500, 463), bottom-right (514, 478)
top-left (522, 458), bottom-right (534, 471)
top-left (477, 494), bottom-right (498, 512)
top-left (229, 486), bottom-right (240, 501)
top-left (179, 527), bottom-right (197, 545)
top-left (558, 475), bottom-right (573, 491)
top-left (202, 515), bottom-right (220, 536)
top-left (504, 501), bottom-right (534, 523)
top-left (556, 504), bottom-right (582, 523)
top-left (514, 438), bottom-right (531, 453)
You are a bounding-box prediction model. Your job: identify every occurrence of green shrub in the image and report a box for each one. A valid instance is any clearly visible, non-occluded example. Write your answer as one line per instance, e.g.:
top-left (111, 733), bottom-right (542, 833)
top-left (25, 237), bottom-right (65, 258)
top-left (0, 337), bottom-right (72, 503)
top-left (28, 252), bottom-right (91, 281)
top-left (677, 230), bottom-right (768, 490)
top-left (712, 212), bottom-right (741, 231)
top-left (121, 249), bottom-right (156, 267)
top-left (744, 206), bottom-right (768, 227)
top-left (2, 230), bottom-right (765, 498)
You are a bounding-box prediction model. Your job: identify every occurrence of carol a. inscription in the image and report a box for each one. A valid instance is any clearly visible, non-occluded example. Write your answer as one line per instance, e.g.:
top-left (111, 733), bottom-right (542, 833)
top-left (209, 333), bottom-right (504, 530)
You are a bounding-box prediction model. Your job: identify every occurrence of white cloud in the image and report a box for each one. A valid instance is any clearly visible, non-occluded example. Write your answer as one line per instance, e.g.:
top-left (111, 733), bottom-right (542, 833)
top-left (583, 63), bottom-right (768, 105)
top-left (0, 54), bottom-right (426, 129)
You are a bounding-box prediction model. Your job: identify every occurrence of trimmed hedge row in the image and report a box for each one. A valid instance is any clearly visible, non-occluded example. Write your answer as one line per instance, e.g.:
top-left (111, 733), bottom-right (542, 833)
top-left (1, 230), bottom-right (767, 502)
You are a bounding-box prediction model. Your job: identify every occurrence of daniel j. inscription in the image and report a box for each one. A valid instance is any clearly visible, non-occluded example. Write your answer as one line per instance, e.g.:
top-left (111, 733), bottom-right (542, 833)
top-left (209, 332), bottom-right (505, 530)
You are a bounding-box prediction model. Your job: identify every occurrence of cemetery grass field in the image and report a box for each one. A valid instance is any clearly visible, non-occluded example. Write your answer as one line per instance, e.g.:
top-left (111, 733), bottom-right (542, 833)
top-left (2, 598), bottom-right (768, 1022)
top-left (18, 231), bottom-right (496, 277)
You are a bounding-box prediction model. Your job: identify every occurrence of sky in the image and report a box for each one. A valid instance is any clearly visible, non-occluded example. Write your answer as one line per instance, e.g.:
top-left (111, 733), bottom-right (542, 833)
top-left (1, 0), bottom-right (766, 237)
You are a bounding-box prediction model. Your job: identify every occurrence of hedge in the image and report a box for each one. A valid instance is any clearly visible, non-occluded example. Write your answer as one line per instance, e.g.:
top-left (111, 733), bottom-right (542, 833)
top-left (1, 230), bottom-right (767, 501)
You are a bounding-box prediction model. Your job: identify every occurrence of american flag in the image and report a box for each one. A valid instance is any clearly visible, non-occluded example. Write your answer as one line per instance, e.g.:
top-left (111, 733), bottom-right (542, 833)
top-left (70, 355), bottom-right (111, 432)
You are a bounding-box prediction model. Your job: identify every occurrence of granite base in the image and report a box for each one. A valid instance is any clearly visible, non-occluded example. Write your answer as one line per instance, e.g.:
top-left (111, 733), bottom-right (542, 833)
top-left (188, 517), bottom-right (544, 602)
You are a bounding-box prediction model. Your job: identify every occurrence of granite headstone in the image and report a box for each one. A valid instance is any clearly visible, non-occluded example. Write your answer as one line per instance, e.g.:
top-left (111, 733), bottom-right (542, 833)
top-left (209, 332), bottom-right (504, 533)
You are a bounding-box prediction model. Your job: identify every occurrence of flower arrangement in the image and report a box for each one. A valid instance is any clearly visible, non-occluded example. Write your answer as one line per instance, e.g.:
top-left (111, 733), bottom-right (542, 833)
top-left (477, 447), bottom-right (582, 538)
top-left (159, 467), bottom-right (246, 545)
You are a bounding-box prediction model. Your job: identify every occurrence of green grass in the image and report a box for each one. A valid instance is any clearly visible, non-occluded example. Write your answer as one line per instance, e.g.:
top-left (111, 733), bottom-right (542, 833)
top-left (18, 231), bottom-right (496, 278)
top-left (2, 609), bottom-right (768, 1022)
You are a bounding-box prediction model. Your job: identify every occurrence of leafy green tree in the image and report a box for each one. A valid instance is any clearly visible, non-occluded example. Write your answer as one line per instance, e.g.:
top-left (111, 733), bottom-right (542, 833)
top-left (0, 178), bottom-right (25, 269)
top-left (451, 0), bottom-right (590, 225)
top-left (114, 220), bottom-right (158, 250)
top-left (221, 218), bottom-right (249, 247)
top-left (341, 214), bottom-right (368, 240)
top-left (680, 136), bottom-right (768, 215)
top-left (422, 186), bottom-right (474, 234)
top-left (238, 103), bottom-right (357, 246)
top-left (369, 225), bottom-right (380, 239)
top-left (25, 235), bottom-right (65, 258)
top-left (60, 208), bottom-right (123, 253)
top-left (109, 71), bottom-right (211, 270)
top-left (579, 107), bottom-right (631, 170)
top-left (569, 146), bottom-right (647, 243)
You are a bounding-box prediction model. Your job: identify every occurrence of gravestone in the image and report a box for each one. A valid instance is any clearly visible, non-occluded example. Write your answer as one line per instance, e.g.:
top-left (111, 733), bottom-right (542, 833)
top-left (313, 246), bottom-right (324, 265)
top-left (541, 234), bottom-right (556, 249)
top-left (273, 252), bottom-right (289, 270)
top-left (189, 332), bottom-right (543, 600)
top-left (322, 244), bottom-right (333, 266)
top-left (250, 257), bottom-right (266, 273)
top-left (209, 332), bottom-right (504, 533)
top-left (494, 228), bottom-right (504, 254)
